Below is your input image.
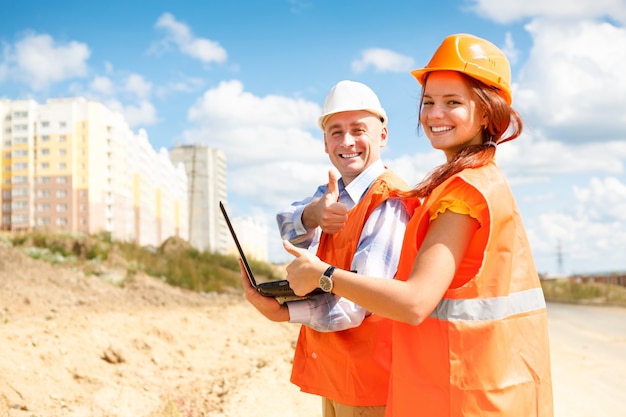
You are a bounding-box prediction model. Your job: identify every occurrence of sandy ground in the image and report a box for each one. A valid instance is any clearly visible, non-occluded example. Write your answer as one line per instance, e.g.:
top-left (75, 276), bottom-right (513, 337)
top-left (0, 244), bottom-right (623, 417)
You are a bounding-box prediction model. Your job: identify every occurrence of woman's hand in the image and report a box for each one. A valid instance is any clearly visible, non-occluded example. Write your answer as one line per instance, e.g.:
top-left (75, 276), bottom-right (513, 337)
top-left (283, 240), bottom-right (328, 295)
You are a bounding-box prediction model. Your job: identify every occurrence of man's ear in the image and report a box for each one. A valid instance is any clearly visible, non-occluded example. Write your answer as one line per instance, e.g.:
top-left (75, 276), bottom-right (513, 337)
top-left (379, 127), bottom-right (388, 147)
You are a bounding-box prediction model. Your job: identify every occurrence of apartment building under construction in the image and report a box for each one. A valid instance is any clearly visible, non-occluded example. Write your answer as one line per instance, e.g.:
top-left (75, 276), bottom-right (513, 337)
top-left (0, 97), bottom-right (188, 247)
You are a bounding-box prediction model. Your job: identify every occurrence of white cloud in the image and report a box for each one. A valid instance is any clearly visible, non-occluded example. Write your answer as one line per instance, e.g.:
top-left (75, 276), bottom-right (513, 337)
top-left (106, 99), bottom-right (158, 127)
top-left (154, 12), bottom-right (227, 64)
top-left (573, 176), bottom-right (626, 222)
top-left (187, 80), bottom-right (320, 130)
top-left (2, 32), bottom-right (90, 90)
top-left (468, 0), bottom-right (626, 24)
top-left (124, 73), bottom-right (152, 99)
top-left (501, 32), bottom-right (520, 65)
top-left (527, 176), bottom-right (626, 274)
top-left (515, 19), bottom-right (626, 143)
top-left (90, 76), bottom-right (114, 96)
top-left (496, 135), bottom-right (626, 177)
top-left (182, 80), bottom-right (329, 210)
top-left (352, 48), bottom-right (416, 73)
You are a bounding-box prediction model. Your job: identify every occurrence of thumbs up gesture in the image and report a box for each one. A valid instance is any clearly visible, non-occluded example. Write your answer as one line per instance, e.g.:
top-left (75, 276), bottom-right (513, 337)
top-left (302, 169), bottom-right (348, 234)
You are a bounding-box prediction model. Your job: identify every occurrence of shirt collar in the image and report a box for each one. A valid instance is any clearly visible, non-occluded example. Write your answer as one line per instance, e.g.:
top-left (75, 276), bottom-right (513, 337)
top-left (339, 159), bottom-right (386, 203)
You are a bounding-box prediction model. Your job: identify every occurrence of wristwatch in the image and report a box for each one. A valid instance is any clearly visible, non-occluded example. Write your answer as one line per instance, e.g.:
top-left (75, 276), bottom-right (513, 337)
top-left (319, 266), bottom-right (336, 293)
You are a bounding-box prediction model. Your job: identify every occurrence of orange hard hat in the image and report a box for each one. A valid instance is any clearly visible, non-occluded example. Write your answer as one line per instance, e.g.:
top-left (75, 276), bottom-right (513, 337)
top-left (411, 33), bottom-right (512, 105)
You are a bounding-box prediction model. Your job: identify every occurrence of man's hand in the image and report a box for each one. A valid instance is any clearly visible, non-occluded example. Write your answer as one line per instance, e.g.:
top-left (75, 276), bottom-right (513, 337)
top-left (302, 169), bottom-right (348, 234)
top-left (239, 260), bottom-right (289, 322)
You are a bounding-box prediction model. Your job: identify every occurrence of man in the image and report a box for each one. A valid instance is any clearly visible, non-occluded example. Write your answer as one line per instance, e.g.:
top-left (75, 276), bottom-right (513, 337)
top-left (241, 80), bottom-right (413, 417)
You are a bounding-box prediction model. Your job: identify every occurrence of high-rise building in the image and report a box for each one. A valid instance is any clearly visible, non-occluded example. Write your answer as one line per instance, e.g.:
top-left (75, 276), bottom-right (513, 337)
top-left (169, 144), bottom-right (228, 254)
top-left (0, 97), bottom-right (188, 246)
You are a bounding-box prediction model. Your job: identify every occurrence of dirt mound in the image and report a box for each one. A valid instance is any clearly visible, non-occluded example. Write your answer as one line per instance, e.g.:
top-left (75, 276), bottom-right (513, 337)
top-left (159, 235), bottom-right (193, 256)
top-left (0, 244), bottom-right (318, 417)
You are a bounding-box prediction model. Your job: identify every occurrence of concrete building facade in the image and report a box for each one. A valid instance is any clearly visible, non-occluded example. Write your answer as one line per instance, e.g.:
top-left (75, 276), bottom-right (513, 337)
top-left (169, 144), bottom-right (228, 255)
top-left (0, 97), bottom-right (188, 246)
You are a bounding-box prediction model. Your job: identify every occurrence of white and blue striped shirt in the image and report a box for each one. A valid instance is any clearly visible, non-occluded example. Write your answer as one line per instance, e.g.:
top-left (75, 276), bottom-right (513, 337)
top-left (276, 160), bottom-right (409, 332)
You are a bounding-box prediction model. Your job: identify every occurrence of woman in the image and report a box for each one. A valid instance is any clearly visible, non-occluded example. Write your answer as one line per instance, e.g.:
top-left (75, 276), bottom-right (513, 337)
top-left (283, 33), bottom-right (554, 416)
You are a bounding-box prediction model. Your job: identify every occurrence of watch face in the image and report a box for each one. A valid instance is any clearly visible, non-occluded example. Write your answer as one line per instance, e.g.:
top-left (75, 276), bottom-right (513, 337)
top-left (320, 275), bottom-right (333, 292)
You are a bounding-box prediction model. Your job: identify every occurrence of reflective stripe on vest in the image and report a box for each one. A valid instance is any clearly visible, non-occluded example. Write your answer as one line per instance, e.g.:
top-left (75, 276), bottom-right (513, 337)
top-left (431, 287), bottom-right (546, 322)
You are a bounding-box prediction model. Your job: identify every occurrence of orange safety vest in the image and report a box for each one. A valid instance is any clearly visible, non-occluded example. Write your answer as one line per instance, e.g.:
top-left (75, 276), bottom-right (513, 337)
top-left (388, 162), bottom-right (554, 417)
top-left (290, 170), bottom-right (412, 406)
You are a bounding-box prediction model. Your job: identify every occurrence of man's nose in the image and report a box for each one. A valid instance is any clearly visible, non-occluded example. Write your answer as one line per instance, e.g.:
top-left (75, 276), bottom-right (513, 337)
top-left (340, 132), bottom-right (356, 146)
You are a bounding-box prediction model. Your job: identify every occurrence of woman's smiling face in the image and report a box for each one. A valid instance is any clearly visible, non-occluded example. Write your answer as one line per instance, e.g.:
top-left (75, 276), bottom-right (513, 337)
top-left (420, 71), bottom-right (486, 161)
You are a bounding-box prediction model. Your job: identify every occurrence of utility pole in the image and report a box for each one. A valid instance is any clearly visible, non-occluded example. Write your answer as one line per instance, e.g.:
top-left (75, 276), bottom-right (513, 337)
top-left (557, 240), bottom-right (564, 275)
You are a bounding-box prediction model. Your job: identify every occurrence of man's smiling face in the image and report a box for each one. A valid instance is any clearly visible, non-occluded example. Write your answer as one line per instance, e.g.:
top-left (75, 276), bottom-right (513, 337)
top-left (323, 110), bottom-right (387, 186)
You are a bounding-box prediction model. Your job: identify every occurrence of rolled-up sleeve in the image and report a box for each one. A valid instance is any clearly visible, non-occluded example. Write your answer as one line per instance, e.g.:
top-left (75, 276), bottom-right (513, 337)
top-left (276, 185), bottom-right (326, 248)
top-left (287, 197), bottom-right (409, 331)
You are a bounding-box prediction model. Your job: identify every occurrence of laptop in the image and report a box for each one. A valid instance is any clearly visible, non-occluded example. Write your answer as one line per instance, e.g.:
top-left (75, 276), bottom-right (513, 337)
top-left (219, 201), bottom-right (324, 304)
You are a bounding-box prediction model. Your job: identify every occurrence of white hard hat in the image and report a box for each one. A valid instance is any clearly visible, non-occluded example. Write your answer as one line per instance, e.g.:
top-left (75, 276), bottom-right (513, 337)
top-left (318, 80), bottom-right (387, 130)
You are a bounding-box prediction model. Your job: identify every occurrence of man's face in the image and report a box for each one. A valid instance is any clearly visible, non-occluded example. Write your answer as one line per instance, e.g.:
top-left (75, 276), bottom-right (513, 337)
top-left (323, 110), bottom-right (387, 185)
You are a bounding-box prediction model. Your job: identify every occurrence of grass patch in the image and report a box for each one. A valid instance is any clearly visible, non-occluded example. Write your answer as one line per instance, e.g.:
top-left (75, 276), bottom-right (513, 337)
top-left (542, 279), bottom-right (626, 307)
top-left (6, 231), bottom-right (282, 294)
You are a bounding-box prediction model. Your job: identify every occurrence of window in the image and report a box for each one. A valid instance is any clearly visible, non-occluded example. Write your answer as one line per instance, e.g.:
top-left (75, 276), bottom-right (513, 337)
top-left (11, 214), bottom-right (27, 223)
top-left (41, 135), bottom-right (50, 142)
top-left (12, 150), bottom-right (28, 157)
top-left (57, 217), bottom-right (67, 226)
top-left (58, 149), bottom-right (67, 156)
top-left (37, 203), bottom-right (50, 211)
top-left (13, 111), bottom-right (28, 118)
top-left (11, 201), bottom-right (28, 210)
top-left (37, 217), bottom-right (50, 226)
top-left (41, 148), bottom-right (50, 155)
top-left (12, 176), bottom-right (27, 184)
top-left (80, 204), bottom-right (87, 211)
top-left (2, 190), bottom-right (10, 198)
top-left (41, 121), bottom-right (50, 128)
top-left (13, 137), bottom-right (28, 144)
top-left (59, 121), bottom-right (67, 128)
top-left (12, 188), bottom-right (28, 197)
top-left (56, 204), bottom-right (67, 212)
top-left (37, 189), bottom-right (50, 198)
top-left (56, 190), bottom-right (67, 198)
top-left (57, 163), bottom-right (66, 169)
top-left (13, 124), bottom-right (28, 131)
top-left (12, 162), bottom-right (27, 170)
top-left (38, 176), bottom-right (50, 184)
top-left (2, 203), bottom-right (10, 211)
top-left (56, 176), bottom-right (67, 184)
top-left (40, 162), bottom-right (50, 169)
top-left (59, 135), bottom-right (66, 142)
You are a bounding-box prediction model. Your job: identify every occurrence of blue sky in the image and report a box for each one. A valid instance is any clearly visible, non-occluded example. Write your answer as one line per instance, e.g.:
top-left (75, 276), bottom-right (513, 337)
top-left (2, 0), bottom-right (626, 274)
